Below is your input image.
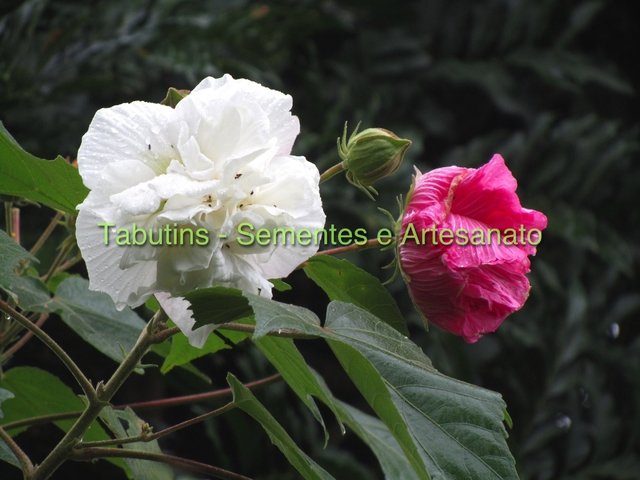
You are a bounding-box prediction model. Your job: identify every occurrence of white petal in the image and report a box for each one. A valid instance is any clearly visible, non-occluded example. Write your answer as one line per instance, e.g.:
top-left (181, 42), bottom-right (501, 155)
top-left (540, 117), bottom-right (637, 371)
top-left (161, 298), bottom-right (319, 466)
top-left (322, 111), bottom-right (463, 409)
top-left (78, 102), bottom-right (176, 190)
top-left (76, 196), bottom-right (157, 308)
top-left (185, 75), bottom-right (299, 155)
top-left (155, 293), bottom-right (214, 348)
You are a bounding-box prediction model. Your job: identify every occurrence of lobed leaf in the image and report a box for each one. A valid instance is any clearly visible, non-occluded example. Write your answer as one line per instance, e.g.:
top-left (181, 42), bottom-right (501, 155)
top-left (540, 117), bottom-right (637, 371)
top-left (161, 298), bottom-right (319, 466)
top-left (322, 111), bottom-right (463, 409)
top-left (227, 373), bottom-right (336, 480)
top-left (0, 122), bottom-right (88, 213)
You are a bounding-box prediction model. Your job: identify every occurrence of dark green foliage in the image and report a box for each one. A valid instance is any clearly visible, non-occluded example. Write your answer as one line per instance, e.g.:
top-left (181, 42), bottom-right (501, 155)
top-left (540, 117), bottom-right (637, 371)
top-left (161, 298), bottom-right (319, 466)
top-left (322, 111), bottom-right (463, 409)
top-left (1, 0), bottom-right (638, 478)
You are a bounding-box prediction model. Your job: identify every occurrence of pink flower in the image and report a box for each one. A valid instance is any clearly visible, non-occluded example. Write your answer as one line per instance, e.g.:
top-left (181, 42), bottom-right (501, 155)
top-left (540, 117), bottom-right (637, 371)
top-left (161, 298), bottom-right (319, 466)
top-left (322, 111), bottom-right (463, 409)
top-left (398, 154), bottom-right (547, 343)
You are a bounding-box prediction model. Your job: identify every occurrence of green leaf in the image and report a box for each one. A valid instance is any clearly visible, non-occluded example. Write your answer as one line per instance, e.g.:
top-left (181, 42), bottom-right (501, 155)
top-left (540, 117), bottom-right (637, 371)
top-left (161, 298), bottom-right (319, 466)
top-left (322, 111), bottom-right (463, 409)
top-left (270, 278), bottom-right (292, 292)
top-left (0, 122), bottom-right (88, 213)
top-left (324, 302), bottom-right (519, 480)
top-left (161, 329), bottom-right (249, 374)
top-left (0, 367), bottom-right (127, 471)
top-left (304, 256), bottom-right (408, 335)
top-left (255, 336), bottom-right (343, 445)
top-left (50, 277), bottom-right (145, 363)
top-left (186, 287), bottom-right (253, 329)
top-left (254, 335), bottom-right (419, 479)
top-left (160, 87), bottom-right (189, 108)
top-left (0, 438), bottom-right (20, 469)
top-left (0, 388), bottom-right (14, 419)
top-left (186, 291), bottom-right (517, 479)
top-left (245, 293), bottom-right (324, 339)
top-left (334, 400), bottom-right (420, 480)
top-left (0, 229), bottom-right (50, 310)
top-left (227, 373), bottom-right (335, 480)
top-left (100, 407), bottom-right (173, 480)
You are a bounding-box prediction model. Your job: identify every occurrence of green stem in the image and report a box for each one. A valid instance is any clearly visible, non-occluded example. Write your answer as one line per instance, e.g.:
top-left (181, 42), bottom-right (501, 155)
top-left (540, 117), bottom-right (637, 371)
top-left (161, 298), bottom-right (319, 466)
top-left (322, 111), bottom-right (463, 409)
top-left (0, 425), bottom-right (33, 475)
top-left (42, 240), bottom-right (73, 282)
top-left (319, 162), bottom-right (345, 183)
top-left (0, 301), bottom-right (95, 399)
top-left (29, 309), bottom-right (167, 480)
top-left (30, 212), bottom-right (63, 256)
top-left (219, 322), bottom-right (317, 339)
top-left (78, 402), bottom-right (235, 448)
top-left (314, 237), bottom-right (381, 257)
top-left (70, 447), bottom-right (253, 480)
top-left (4, 201), bottom-right (13, 239)
top-left (0, 373), bottom-right (281, 431)
top-left (0, 313), bottom-right (49, 362)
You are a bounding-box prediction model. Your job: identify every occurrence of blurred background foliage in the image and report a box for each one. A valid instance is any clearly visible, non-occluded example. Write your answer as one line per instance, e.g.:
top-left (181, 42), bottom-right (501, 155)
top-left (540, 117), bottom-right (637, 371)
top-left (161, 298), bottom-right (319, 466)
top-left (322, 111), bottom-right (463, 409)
top-left (1, 0), bottom-right (639, 479)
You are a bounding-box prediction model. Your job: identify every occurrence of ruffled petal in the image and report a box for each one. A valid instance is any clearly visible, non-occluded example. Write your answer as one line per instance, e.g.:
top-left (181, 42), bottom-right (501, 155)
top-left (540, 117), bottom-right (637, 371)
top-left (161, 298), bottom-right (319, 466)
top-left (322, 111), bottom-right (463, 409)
top-left (78, 101), bottom-right (176, 191)
top-left (190, 74), bottom-right (299, 155)
top-left (76, 194), bottom-right (157, 308)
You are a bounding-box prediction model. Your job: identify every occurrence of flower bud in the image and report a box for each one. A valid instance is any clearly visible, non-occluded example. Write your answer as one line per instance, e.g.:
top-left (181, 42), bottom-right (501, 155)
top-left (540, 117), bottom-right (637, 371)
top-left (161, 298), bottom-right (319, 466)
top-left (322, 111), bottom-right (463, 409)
top-left (338, 124), bottom-right (411, 196)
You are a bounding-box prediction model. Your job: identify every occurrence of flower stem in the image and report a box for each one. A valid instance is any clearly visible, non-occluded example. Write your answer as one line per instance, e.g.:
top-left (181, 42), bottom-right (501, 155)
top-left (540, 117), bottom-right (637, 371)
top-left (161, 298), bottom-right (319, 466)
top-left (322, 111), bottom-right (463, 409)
top-left (29, 309), bottom-right (167, 480)
top-left (0, 301), bottom-right (95, 399)
top-left (319, 162), bottom-right (345, 183)
top-left (0, 425), bottom-right (33, 475)
top-left (70, 447), bottom-right (252, 480)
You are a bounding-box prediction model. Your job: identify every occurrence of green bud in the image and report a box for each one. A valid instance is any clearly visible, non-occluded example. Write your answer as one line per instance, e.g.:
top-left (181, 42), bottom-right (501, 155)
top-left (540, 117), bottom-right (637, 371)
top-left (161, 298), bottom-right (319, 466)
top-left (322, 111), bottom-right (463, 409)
top-left (160, 87), bottom-right (190, 108)
top-left (338, 123), bottom-right (411, 197)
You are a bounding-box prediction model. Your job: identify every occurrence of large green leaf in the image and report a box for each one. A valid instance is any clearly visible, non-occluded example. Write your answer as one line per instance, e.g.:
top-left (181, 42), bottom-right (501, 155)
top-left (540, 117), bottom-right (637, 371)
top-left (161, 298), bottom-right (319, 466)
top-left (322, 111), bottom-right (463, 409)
top-left (187, 292), bottom-right (517, 479)
top-left (303, 256), bottom-right (408, 335)
top-left (226, 295), bottom-right (429, 478)
top-left (100, 407), bottom-right (173, 480)
top-left (227, 373), bottom-right (335, 480)
top-left (50, 277), bottom-right (146, 363)
top-left (0, 122), bottom-right (88, 213)
top-left (255, 336), bottom-right (340, 445)
top-left (0, 229), bottom-right (49, 310)
top-left (255, 336), bottom-right (420, 480)
top-left (334, 399), bottom-right (421, 480)
top-left (324, 302), bottom-right (518, 480)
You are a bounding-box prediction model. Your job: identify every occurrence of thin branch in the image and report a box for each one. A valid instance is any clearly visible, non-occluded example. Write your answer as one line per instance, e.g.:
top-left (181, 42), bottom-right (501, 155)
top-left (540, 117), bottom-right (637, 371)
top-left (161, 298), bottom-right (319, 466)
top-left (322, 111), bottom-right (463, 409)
top-left (1, 373), bottom-right (281, 431)
top-left (1, 411), bottom-right (81, 432)
top-left (4, 201), bottom-right (13, 239)
top-left (219, 322), bottom-right (317, 339)
top-left (55, 254), bottom-right (82, 273)
top-left (123, 373), bottom-right (281, 411)
top-left (0, 425), bottom-right (33, 474)
top-left (30, 309), bottom-right (166, 480)
top-left (42, 240), bottom-right (73, 282)
top-left (78, 402), bottom-right (235, 448)
top-left (0, 313), bottom-right (49, 361)
top-left (0, 301), bottom-right (95, 400)
top-left (71, 447), bottom-right (253, 480)
top-left (30, 211), bottom-right (63, 256)
top-left (314, 237), bottom-right (381, 257)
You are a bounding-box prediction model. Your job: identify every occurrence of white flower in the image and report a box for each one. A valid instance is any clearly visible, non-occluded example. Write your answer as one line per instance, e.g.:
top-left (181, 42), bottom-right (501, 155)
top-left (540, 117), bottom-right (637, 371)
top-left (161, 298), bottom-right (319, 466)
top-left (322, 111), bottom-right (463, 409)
top-left (76, 75), bottom-right (325, 345)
